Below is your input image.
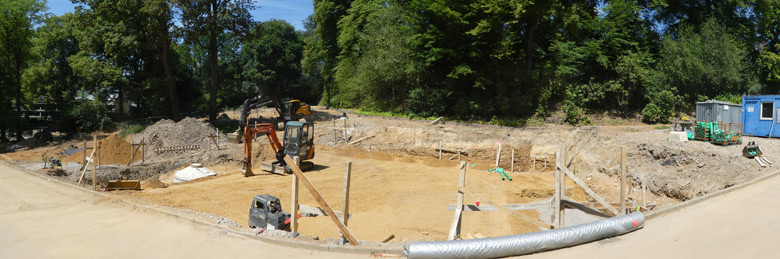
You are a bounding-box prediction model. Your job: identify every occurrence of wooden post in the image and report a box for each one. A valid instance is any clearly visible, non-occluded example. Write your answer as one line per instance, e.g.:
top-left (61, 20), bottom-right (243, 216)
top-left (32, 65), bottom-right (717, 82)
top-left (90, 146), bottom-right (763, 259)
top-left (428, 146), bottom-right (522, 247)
top-left (92, 135), bottom-right (97, 190)
top-left (341, 162), bottom-right (352, 241)
top-left (343, 118), bottom-right (348, 143)
top-left (291, 156), bottom-right (300, 236)
top-left (333, 120), bottom-right (337, 144)
top-left (449, 161), bottom-right (466, 240)
top-left (283, 155), bottom-right (359, 245)
top-left (439, 141), bottom-right (442, 159)
top-left (82, 137), bottom-right (87, 166)
top-left (559, 148), bottom-right (566, 227)
top-left (141, 138), bottom-right (145, 165)
top-left (511, 149), bottom-right (515, 173)
top-left (495, 142), bottom-right (502, 167)
top-left (620, 146), bottom-right (627, 215)
top-left (553, 151), bottom-right (562, 228)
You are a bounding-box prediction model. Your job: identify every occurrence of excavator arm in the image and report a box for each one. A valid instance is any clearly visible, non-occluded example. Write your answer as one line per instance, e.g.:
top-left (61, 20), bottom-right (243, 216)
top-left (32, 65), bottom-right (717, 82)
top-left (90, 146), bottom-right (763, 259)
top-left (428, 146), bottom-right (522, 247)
top-left (242, 123), bottom-right (284, 176)
top-left (237, 96), bottom-right (283, 137)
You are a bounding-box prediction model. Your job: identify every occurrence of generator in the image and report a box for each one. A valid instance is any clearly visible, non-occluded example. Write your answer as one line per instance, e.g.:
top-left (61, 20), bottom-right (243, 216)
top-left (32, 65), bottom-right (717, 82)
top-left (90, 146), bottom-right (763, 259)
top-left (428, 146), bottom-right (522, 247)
top-left (248, 194), bottom-right (291, 231)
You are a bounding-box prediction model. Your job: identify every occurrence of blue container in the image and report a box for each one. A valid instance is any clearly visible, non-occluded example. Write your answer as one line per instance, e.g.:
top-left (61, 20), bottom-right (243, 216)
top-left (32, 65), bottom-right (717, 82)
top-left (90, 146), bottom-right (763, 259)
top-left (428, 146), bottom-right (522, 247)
top-left (742, 95), bottom-right (780, 137)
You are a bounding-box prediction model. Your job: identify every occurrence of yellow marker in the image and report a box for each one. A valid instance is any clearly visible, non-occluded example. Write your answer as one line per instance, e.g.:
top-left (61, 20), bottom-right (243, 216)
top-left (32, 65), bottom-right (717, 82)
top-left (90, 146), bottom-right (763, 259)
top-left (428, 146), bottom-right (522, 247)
top-left (637, 205), bottom-right (641, 211)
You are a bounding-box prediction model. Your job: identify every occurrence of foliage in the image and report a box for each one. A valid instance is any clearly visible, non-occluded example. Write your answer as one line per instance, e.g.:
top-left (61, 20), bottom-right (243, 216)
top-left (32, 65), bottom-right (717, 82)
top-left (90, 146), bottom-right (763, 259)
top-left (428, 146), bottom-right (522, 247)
top-left (70, 96), bottom-right (112, 132)
top-left (119, 125), bottom-right (146, 138)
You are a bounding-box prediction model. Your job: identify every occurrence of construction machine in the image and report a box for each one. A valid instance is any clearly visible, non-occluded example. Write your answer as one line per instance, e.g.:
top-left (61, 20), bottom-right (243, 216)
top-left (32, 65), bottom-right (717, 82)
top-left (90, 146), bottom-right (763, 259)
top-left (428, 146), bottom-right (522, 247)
top-left (248, 194), bottom-right (291, 230)
top-left (236, 95), bottom-right (311, 142)
top-left (242, 121), bottom-right (315, 176)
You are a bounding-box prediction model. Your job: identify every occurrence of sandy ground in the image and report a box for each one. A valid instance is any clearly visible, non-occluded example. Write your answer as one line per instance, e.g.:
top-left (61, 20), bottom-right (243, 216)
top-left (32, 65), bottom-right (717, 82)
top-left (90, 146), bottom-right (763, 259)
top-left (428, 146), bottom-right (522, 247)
top-left (3, 106), bottom-right (777, 246)
top-left (526, 170), bottom-right (780, 259)
top-left (123, 145), bottom-right (588, 242)
top-left (0, 161), bottom-right (365, 259)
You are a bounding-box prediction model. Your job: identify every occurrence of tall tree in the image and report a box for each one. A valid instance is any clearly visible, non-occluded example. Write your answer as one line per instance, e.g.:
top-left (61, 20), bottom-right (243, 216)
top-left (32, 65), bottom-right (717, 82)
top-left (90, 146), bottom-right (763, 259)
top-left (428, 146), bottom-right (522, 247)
top-left (239, 19), bottom-right (305, 98)
top-left (142, 0), bottom-right (180, 120)
top-left (0, 0), bottom-right (45, 141)
top-left (177, 0), bottom-right (255, 120)
top-left (303, 0), bottom-right (352, 107)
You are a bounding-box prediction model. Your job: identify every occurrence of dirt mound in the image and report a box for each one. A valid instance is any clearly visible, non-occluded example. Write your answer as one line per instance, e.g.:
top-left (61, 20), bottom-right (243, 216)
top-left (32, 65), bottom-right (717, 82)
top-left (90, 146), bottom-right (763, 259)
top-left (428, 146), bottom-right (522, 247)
top-left (133, 117), bottom-right (226, 155)
top-left (63, 134), bottom-right (140, 165)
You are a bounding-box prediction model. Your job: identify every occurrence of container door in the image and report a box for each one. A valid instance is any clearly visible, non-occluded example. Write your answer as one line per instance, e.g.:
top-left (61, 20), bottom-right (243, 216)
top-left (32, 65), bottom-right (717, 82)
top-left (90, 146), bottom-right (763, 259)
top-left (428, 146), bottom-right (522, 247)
top-left (744, 101), bottom-right (760, 135)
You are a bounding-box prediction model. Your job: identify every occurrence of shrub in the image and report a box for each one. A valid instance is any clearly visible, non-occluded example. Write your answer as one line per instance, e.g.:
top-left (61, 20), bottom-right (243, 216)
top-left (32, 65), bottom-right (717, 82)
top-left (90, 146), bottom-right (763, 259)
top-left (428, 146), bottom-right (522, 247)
top-left (119, 125), bottom-right (146, 138)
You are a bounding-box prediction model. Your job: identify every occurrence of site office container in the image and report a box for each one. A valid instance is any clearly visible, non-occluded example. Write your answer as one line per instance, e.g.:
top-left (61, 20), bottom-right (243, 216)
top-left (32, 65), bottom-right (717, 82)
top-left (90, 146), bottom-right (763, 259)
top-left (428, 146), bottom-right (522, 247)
top-left (742, 95), bottom-right (780, 137)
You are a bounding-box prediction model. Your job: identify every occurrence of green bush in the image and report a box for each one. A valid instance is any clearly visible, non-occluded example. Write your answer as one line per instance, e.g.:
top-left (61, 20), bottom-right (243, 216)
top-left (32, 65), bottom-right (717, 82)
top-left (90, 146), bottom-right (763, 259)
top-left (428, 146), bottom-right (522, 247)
top-left (406, 87), bottom-right (449, 118)
top-left (119, 125), bottom-right (146, 138)
top-left (70, 98), bottom-right (111, 132)
top-left (641, 103), bottom-right (661, 123)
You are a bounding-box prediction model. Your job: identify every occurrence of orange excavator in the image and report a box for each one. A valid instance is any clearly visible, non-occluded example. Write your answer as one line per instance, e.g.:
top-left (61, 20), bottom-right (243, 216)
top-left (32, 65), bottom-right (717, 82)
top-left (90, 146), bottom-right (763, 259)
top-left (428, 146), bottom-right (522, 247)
top-left (242, 121), bottom-right (315, 176)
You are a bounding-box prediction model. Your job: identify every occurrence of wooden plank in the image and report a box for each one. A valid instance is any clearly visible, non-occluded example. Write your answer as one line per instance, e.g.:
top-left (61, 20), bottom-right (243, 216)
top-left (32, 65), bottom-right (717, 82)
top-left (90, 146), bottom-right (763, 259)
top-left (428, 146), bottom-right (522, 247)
top-left (448, 209), bottom-right (463, 240)
top-left (448, 154), bottom-right (459, 160)
top-left (298, 204), bottom-right (351, 219)
top-left (428, 117), bottom-right (443, 125)
top-left (587, 201), bottom-right (636, 209)
top-left (761, 156), bottom-right (773, 164)
top-left (77, 148), bottom-right (96, 186)
top-left (495, 142), bottom-right (502, 167)
top-left (93, 135), bottom-right (97, 190)
top-left (561, 198), bottom-right (610, 218)
top-left (283, 155), bottom-right (359, 245)
top-left (511, 149), bottom-right (515, 173)
top-left (436, 148), bottom-right (468, 155)
top-left (382, 234), bottom-right (395, 243)
top-left (291, 157), bottom-right (300, 236)
top-left (560, 165), bottom-right (620, 215)
top-left (341, 161), bottom-right (352, 240)
top-left (552, 151), bottom-right (562, 228)
top-left (449, 162), bottom-right (466, 240)
top-left (458, 187), bottom-right (549, 229)
top-left (620, 146), bottom-right (626, 215)
top-left (447, 201), bottom-right (551, 211)
top-left (755, 156), bottom-right (766, 167)
top-left (349, 135), bottom-right (375, 145)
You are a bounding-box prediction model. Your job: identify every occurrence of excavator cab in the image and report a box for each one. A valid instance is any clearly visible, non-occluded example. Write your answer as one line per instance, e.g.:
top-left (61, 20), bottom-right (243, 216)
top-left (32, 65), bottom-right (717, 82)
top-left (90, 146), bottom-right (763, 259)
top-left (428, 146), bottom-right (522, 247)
top-left (283, 121), bottom-right (315, 169)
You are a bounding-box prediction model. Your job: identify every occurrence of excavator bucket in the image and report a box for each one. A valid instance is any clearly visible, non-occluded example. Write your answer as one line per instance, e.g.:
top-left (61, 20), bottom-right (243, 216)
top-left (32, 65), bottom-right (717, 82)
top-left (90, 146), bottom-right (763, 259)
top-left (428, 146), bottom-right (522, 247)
top-left (104, 180), bottom-right (141, 190)
top-left (743, 141), bottom-right (763, 158)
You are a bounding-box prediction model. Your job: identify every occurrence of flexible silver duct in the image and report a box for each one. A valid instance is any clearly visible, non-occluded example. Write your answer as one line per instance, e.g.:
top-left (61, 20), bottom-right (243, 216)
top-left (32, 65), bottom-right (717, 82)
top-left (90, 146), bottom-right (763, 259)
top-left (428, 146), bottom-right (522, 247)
top-left (405, 211), bottom-right (644, 259)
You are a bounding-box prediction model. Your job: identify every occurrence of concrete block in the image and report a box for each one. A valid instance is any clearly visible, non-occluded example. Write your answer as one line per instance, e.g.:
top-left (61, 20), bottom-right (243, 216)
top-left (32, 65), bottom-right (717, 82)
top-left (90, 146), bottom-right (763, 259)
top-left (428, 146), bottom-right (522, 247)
top-left (667, 132), bottom-right (688, 142)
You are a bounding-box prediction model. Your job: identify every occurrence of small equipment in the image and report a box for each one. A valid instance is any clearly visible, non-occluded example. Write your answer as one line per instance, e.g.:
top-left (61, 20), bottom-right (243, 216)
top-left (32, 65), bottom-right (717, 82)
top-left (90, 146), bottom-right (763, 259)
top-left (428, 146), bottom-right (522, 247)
top-left (248, 194), bottom-right (291, 231)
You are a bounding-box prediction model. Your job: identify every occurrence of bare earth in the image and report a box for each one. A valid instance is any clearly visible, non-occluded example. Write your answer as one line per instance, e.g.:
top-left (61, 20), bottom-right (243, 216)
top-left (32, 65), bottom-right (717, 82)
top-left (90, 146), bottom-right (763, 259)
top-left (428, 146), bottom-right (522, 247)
top-left (0, 161), bottom-right (363, 259)
top-left (526, 171), bottom-right (780, 259)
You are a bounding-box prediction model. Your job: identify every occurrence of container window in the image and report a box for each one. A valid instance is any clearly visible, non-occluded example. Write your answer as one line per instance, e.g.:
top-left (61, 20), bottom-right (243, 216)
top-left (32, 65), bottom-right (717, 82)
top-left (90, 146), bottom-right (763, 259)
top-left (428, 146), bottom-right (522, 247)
top-left (761, 102), bottom-right (774, 120)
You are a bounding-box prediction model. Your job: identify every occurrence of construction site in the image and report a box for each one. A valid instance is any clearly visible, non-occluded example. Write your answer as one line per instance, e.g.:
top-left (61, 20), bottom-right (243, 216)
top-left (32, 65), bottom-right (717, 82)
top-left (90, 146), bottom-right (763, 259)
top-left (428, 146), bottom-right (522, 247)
top-left (3, 101), bottom-right (780, 258)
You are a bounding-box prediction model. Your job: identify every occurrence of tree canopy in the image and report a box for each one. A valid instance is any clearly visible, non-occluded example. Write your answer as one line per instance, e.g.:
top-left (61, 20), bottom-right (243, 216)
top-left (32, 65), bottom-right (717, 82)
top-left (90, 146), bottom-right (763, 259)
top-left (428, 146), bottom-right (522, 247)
top-left (6, 0), bottom-right (780, 141)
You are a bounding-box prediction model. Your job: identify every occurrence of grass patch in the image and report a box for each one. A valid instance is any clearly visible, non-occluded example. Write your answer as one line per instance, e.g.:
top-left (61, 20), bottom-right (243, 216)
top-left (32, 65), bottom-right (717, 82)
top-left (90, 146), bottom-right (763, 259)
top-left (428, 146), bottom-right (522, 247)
top-left (654, 125), bottom-right (668, 130)
top-left (119, 125), bottom-right (146, 138)
top-left (354, 109), bottom-right (439, 120)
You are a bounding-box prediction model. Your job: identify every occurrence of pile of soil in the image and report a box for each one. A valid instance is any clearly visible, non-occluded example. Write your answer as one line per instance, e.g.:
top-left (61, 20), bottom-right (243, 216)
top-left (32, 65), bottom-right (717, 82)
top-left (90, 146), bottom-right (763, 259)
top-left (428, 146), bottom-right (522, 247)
top-left (63, 134), bottom-right (140, 165)
top-left (133, 117), bottom-right (226, 155)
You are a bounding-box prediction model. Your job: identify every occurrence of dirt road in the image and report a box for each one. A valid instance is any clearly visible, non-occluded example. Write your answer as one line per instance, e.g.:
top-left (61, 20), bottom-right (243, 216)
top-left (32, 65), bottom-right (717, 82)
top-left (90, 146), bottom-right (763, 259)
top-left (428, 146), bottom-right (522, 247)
top-left (527, 171), bottom-right (780, 259)
top-left (0, 161), bottom-right (365, 259)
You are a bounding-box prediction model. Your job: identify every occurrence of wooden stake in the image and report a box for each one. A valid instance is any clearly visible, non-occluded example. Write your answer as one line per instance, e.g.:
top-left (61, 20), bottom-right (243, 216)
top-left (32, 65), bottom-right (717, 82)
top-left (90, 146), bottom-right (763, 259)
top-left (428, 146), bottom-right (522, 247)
top-left (495, 142), bottom-right (502, 167)
top-left (291, 156), bottom-right (300, 236)
top-left (560, 165), bottom-right (620, 216)
top-left (559, 147), bottom-right (566, 227)
top-left (283, 155), bottom-right (359, 245)
top-left (92, 135), bottom-right (97, 190)
top-left (449, 162), bottom-right (466, 240)
top-left (620, 146), bottom-right (627, 215)
top-left (439, 141), bottom-right (442, 159)
top-left (341, 162), bottom-right (352, 241)
top-left (343, 118), bottom-right (348, 143)
top-left (333, 120), bottom-right (337, 144)
top-left (511, 149), bottom-right (515, 173)
top-left (642, 174), bottom-right (647, 208)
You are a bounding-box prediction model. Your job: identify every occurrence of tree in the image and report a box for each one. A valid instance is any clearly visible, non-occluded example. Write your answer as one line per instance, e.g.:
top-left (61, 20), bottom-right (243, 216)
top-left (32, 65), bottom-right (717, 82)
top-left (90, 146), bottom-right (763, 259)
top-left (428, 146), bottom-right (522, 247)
top-left (303, 0), bottom-right (352, 107)
top-left (177, 0), bottom-right (255, 120)
top-left (0, 0), bottom-right (45, 141)
top-left (22, 13), bottom-right (81, 131)
top-left (239, 19), bottom-right (305, 99)
top-left (142, 0), bottom-right (180, 120)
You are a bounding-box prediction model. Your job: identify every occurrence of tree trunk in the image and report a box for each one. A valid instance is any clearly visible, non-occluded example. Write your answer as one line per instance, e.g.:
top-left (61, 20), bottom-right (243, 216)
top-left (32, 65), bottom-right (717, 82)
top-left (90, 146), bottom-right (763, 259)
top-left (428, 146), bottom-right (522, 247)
top-left (161, 36), bottom-right (179, 121)
top-left (525, 21), bottom-right (536, 72)
top-left (208, 35), bottom-right (218, 121)
top-left (14, 65), bottom-right (23, 141)
top-left (207, 1), bottom-right (218, 121)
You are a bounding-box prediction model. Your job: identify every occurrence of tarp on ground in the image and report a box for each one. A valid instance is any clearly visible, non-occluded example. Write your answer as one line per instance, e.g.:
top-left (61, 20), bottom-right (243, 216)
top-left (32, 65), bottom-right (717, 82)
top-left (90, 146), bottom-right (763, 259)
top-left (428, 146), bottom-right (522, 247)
top-left (174, 165), bottom-right (216, 183)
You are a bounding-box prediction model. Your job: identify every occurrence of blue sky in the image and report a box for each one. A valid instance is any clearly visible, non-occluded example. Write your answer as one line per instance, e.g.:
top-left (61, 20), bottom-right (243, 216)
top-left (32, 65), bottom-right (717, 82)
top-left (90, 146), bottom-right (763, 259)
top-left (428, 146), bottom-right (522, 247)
top-left (46, 0), bottom-right (314, 31)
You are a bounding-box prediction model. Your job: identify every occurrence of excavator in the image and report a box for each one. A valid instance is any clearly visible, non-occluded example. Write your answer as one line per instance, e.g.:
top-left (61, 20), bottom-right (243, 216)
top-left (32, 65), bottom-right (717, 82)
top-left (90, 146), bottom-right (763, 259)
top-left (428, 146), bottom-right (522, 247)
top-left (236, 95), bottom-right (311, 142)
top-left (242, 121), bottom-right (315, 176)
